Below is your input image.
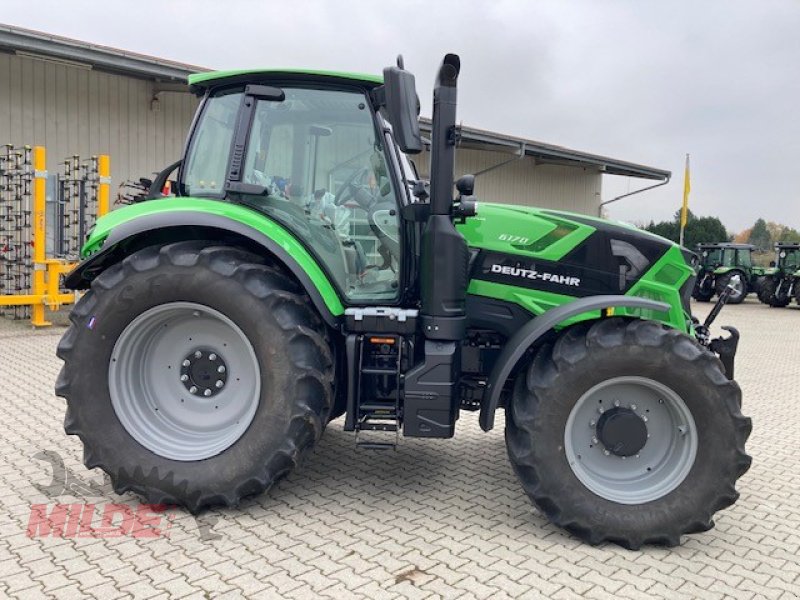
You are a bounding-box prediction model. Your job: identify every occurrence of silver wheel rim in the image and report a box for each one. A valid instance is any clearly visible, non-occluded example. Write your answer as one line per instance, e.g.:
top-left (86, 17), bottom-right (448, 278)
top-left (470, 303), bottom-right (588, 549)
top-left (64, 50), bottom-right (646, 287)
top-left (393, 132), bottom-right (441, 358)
top-left (728, 273), bottom-right (745, 298)
top-left (564, 376), bottom-right (697, 504)
top-left (109, 302), bottom-right (260, 461)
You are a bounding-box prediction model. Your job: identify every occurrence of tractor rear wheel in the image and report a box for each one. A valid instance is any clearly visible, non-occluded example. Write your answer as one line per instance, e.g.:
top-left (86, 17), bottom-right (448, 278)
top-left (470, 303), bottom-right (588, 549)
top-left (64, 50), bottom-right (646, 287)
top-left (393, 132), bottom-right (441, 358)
top-left (505, 318), bottom-right (751, 549)
top-left (715, 271), bottom-right (748, 304)
top-left (56, 241), bottom-right (333, 512)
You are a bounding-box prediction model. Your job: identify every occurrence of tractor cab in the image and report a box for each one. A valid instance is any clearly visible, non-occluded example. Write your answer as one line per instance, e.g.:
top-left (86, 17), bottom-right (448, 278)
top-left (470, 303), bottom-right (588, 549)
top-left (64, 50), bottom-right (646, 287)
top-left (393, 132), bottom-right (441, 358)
top-left (696, 243), bottom-right (754, 271)
top-left (775, 242), bottom-right (800, 272)
top-left (180, 73), bottom-right (411, 304)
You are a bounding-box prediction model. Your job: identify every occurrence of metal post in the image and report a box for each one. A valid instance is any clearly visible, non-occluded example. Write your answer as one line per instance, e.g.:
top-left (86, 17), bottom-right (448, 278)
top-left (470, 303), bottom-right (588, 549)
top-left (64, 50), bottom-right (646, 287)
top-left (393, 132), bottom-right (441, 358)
top-left (31, 146), bottom-right (49, 327)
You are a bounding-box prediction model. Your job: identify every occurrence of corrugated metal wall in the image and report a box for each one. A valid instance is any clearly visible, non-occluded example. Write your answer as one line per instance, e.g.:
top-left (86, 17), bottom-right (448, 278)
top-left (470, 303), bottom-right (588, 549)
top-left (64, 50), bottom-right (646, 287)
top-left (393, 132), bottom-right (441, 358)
top-left (0, 52), bottom-right (198, 194)
top-left (415, 148), bottom-right (602, 214)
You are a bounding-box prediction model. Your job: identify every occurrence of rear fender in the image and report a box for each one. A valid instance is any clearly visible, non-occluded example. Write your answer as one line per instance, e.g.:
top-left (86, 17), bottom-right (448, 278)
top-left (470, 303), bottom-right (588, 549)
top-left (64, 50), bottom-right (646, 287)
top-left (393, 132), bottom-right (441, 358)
top-left (64, 204), bottom-right (344, 328)
top-left (479, 295), bottom-right (670, 431)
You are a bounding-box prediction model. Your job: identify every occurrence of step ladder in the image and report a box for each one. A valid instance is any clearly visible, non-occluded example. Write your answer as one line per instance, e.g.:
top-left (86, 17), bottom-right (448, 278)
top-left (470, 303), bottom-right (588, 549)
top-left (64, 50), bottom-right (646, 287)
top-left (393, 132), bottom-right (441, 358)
top-left (354, 335), bottom-right (402, 450)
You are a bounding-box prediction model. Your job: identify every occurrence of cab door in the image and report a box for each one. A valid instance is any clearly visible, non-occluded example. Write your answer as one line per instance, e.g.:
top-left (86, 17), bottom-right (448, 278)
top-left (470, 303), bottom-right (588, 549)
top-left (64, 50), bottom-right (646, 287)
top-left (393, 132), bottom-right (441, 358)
top-left (237, 86), bottom-right (403, 303)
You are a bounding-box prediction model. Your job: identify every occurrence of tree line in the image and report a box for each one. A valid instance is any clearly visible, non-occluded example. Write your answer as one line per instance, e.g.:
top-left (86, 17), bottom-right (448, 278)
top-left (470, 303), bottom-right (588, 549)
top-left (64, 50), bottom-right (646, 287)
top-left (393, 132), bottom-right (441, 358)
top-left (643, 210), bottom-right (799, 251)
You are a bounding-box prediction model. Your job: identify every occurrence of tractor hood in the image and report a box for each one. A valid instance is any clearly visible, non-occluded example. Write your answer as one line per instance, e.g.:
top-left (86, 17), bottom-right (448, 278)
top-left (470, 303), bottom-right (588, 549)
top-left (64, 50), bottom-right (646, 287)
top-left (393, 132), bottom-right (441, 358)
top-left (457, 203), bottom-right (689, 298)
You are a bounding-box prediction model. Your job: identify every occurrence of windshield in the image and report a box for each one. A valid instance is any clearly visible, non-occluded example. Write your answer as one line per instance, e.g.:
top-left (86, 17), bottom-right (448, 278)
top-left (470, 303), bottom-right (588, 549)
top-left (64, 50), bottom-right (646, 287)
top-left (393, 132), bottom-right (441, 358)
top-left (780, 248), bottom-right (800, 270)
top-left (701, 248), bottom-right (722, 266)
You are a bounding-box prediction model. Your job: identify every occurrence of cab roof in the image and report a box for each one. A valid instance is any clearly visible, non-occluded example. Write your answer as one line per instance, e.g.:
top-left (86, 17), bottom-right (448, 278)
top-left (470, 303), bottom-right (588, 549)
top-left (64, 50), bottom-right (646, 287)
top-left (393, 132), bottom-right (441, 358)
top-left (188, 69), bottom-right (383, 89)
top-left (696, 243), bottom-right (754, 249)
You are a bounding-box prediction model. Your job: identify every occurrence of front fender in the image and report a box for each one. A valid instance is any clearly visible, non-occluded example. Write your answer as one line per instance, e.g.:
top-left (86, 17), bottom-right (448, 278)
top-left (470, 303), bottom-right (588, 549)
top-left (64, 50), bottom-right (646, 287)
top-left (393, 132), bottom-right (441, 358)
top-left (65, 198), bottom-right (345, 327)
top-left (479, 295), bottom-right (670, 431)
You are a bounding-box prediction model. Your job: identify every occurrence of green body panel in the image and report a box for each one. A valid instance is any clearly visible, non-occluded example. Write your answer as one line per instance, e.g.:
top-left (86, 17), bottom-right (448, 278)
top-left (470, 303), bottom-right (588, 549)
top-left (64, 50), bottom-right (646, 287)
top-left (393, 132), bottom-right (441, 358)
top-left (82, 198), bottom-right (345, 316)
top-left (188, 69), bottom-right (383, 87)
top-left (458, 204), bottom-right (693, 333)
top-left (84, 197), bottom-right (690, 333)
top-left (457, 204), bottom-right (595, 261)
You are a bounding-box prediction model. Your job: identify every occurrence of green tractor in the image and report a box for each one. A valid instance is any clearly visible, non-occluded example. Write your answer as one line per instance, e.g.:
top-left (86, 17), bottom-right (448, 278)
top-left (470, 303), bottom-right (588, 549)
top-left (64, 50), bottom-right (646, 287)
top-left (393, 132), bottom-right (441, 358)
top-left (758, 242), bottom-right (800, 307)
top-left (691, 243), bottom-right (764, 304)
top-left (56, 55), bottom-right (751, 549)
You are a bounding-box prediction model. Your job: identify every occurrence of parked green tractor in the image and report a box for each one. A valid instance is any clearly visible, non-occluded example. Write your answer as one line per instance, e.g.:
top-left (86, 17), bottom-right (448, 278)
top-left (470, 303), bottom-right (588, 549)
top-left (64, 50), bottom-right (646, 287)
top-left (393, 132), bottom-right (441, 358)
top-left (758, 242), bottom-right (800, 307)
top-left (55, 55), bottom-right (751, 549)
top-left (691, 243), bottom-right (764, 304)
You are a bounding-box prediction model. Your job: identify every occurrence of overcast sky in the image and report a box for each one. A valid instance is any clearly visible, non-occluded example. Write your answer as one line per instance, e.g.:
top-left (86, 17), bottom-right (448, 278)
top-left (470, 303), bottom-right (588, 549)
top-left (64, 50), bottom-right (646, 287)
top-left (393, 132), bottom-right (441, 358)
top-left (5, 0), bottom-right (799, 232)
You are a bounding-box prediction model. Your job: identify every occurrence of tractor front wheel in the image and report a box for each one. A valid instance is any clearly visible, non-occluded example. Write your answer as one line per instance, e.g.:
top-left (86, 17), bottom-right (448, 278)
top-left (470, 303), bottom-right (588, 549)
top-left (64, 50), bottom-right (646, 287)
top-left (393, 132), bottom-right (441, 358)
top-left (505, 318), bottom-right (751, 549)
top-left (56, 241), bottom-right (333, 511)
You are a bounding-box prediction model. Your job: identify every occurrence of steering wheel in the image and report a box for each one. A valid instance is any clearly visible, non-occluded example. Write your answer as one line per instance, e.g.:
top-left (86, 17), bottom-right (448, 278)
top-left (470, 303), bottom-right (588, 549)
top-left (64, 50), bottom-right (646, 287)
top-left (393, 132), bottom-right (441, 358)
top-left (334, 167), bottom-right (372, 207)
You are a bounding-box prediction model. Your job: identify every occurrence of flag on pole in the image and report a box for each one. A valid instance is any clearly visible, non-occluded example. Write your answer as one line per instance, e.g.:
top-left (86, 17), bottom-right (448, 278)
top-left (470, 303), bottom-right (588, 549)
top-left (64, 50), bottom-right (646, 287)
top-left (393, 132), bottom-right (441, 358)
top-left (680, 154), bottom-right (690, 228)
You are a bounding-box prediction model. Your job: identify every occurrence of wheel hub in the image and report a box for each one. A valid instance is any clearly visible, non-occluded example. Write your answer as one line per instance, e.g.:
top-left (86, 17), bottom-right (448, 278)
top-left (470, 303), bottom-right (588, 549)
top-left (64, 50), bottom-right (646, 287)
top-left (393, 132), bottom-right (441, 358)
top-left (564, 376), bottom-right (698, 504)
top-left (180, 349), bottom-right (227, 397)
top-left (596, 407), bottom-right (648, 457)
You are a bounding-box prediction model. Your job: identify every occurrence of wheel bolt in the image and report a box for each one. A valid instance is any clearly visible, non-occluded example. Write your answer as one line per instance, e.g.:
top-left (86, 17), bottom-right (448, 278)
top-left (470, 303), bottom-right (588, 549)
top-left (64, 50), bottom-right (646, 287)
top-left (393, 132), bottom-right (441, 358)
top-left (180, 374), bottom-right (188, 382)
top-left (189, 386), bottom-right (198, 394)
top-left (215, 380), bottom-right (224, 388)
top-left (209, 353), bottom-right (217, 361)
top-left (631, 404), bottom-right (637, 411)
top-left (591, 437), bottom-right (598, 444)
top-left (589, 420), bottom-right (596, 427)
top-left (603, 450), bottom-right (610, 456)
top-left (217, 366), bottom-right (226, 373)
top-left (642, 416), bottom-right (648, 423)
top-left (598, 407), bottom-right (604, 414)
top-left (614, 399), bottom-right (620, 407)
top-left (203, 389), bottom-right (212, 397)
top-left (182, 359), bottom-right (190, 367)
top-left (194, 351), bottom-right (202, 359)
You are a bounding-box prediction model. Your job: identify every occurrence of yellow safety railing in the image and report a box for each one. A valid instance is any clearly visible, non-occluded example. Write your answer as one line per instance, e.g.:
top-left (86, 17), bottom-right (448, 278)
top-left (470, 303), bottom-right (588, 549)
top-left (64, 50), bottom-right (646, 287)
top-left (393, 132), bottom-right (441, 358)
top-left (0, 146), bottom-right (110, 327)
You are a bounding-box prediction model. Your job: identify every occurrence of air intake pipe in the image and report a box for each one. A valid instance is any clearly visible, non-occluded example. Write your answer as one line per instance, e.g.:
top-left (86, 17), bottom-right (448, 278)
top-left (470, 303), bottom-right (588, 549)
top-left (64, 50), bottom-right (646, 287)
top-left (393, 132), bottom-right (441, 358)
top-left (419, 54), bottom-right (469, 341)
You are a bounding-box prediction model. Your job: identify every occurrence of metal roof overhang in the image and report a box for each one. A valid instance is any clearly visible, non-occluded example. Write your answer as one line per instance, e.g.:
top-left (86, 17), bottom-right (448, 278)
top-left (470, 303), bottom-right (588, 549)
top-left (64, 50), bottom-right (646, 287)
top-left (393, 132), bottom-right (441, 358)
top-left (0, 24), bottom-right (206, 82)
top-left (419, 119), bottom-right (670, 181)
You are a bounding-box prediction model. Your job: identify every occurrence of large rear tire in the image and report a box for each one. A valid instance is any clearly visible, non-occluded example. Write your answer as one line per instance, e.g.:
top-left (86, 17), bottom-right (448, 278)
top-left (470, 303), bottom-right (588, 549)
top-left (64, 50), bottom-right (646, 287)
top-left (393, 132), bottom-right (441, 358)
top-left (762, 277), bottom-right (791, 307)
top-left (715, 271), bottom-right (748, 304)
top-left (505, 318), bottom-right (751, 549)
top-left (56, 241), bottom-right (334, 512)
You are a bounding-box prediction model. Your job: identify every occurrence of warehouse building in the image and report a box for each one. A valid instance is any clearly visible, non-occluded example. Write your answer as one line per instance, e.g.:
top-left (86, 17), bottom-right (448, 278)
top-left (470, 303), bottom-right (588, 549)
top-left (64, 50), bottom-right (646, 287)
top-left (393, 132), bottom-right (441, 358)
top-left (0, 23), bottom-right (668, 215)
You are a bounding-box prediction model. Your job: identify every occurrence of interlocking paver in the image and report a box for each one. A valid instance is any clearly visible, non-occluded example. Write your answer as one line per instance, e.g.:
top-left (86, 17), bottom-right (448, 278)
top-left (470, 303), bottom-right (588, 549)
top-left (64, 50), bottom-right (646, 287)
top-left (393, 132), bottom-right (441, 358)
top-left (0, 299), bottom-right (798, 599)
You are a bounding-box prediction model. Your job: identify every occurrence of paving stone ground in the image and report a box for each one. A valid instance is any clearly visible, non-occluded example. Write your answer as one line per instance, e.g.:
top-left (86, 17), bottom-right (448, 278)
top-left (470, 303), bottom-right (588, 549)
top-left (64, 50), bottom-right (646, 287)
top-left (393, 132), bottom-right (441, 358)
top-left (0, 298), bottom-right (798, 599)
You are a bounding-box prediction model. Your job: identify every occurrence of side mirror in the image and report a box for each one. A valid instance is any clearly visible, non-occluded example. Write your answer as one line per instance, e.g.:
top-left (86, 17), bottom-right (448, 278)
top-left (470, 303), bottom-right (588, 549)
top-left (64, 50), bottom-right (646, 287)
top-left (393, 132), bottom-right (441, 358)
top-left (381, 56), bottom-right (422, 154)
